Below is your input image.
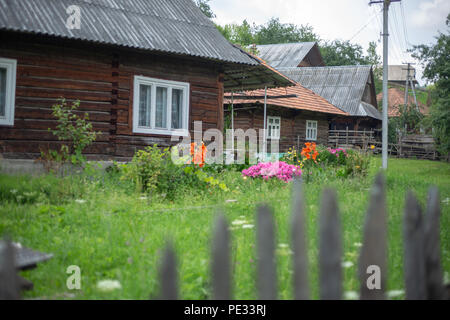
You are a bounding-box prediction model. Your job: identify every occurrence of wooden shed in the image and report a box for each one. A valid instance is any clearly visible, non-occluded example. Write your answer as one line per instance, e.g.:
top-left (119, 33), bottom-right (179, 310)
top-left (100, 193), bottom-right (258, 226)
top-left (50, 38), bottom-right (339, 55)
top-left (0, 0), bottom-right (291, 160)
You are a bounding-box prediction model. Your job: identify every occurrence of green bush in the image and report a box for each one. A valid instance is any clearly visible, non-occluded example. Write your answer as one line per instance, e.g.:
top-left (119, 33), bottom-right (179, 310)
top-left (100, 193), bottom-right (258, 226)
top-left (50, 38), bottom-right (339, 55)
top-left (119, 145), bottom-right (229, 200)
top-left (39, 98), bottom-right (99, 169)
top-left (336, 149), bottom-right (371, 178)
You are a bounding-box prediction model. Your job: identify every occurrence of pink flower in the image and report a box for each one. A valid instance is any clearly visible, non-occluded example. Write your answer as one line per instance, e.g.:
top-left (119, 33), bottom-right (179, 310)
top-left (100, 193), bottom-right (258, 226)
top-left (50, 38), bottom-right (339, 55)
top-left (242, 161), bottom-right (302, 182)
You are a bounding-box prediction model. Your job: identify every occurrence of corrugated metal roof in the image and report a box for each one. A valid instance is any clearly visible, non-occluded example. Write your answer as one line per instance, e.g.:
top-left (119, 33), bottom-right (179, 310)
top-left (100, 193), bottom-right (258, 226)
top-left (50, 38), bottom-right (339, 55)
top-left (278, 65), bottom-right (382, 119)
top-left (256, 42), bottom-right (318, 68)
top-left (0, 0), bottom-right (258, 65)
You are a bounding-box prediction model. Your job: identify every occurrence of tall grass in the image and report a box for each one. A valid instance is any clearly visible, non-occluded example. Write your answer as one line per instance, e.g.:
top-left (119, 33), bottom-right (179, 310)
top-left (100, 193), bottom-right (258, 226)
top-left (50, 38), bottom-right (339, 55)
top-left (0, 157), bottom-right (448, 299)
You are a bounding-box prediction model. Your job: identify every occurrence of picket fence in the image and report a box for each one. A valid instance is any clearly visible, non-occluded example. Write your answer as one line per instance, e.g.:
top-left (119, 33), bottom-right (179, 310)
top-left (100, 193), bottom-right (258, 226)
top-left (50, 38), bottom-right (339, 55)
top-left (0, 174), bottom-right (448, 300)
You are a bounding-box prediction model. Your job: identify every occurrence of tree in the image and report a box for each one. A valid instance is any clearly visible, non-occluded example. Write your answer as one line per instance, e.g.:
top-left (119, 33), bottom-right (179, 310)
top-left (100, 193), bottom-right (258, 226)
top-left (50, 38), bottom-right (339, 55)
top-left (217, 20), bottom-right (255, 46)
top-left (254, 18), bottom-right (319, 44)
top-left (195, 0), bottom-right (215, 19)
top-left (411, 14), bottom-right (450, 158)
top-left (319, 40), bottom-right (379, 66)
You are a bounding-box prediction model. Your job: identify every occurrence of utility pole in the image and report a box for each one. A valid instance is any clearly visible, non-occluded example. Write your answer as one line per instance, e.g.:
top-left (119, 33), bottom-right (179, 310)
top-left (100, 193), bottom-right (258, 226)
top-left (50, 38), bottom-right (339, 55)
top-left (370, 0), bottom-right (401, 169)
top-left (402, 62), bottom-right (418, 109)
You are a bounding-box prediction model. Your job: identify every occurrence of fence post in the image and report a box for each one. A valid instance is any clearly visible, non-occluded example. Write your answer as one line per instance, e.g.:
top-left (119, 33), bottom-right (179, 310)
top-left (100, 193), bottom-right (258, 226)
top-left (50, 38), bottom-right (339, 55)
top-left (0, 240), bottom-right (21, 300)
top-left (319, 189), bottom-right (342, 300)
top-left (424, 187), bottom-right (447, 299)
top-left (158, 242), bottom-right (178, 300)
top-left (257, 205), bottom-right (277, 300)
top-left (403, 191), bottom-right (427, 299)
top-left (212, 214), bottom-right (231, 300)
top-left (291, 178), bottom-right (309, 299)
top-left (346, 126), bottom-right (348, 145)
top-left (358, 173), bottom-right (387, 299)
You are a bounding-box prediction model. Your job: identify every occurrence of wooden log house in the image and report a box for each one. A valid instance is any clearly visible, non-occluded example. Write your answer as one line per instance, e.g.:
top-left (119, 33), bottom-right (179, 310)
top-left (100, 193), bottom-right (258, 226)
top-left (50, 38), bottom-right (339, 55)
top-left (0, 0), bottom-right (292, 160)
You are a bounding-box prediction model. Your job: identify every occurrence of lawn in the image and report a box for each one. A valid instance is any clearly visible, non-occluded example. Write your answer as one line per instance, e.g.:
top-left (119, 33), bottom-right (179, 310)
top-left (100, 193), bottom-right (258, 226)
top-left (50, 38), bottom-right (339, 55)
top-left (0, 157), bottom-right (449, 299)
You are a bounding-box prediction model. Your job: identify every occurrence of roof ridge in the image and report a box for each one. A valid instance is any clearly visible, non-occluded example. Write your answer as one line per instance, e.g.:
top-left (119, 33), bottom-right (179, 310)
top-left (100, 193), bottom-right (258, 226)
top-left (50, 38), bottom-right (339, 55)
top-left (75, 0), bottom-right (215, 29)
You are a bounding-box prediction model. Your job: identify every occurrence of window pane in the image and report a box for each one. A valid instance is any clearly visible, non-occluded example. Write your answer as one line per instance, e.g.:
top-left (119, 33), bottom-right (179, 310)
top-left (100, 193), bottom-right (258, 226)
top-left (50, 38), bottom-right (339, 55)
top-left (171, 89), bottom-right (183, 129)
top-left (138, 84), bottom-right (151, 127)
top-left (0, 68), bottom-right (6, 117)
top-left (155, 87), bottom-right (167, 128)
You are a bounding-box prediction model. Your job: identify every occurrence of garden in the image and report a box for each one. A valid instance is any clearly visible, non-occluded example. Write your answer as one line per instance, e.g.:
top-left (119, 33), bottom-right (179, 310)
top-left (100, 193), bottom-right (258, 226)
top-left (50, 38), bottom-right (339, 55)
top-left (1, 137), bottom-right (449, 299)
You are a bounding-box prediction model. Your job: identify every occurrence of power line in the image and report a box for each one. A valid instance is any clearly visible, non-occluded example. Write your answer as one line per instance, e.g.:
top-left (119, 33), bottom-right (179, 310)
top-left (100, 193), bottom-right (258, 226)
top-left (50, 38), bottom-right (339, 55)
top-left (349, 11), bottom-right (380, 41)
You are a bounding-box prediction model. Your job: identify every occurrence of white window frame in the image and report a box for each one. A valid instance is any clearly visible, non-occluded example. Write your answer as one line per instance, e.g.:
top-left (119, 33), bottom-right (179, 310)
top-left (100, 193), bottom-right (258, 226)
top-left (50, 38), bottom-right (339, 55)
top-left (0, 57), bottom-right (17, 126)
top-left (132, 75), bottom-right (190, 136)
top-left (267, 116), bottom-right (281, 140)
top-left (306, 120), bottom-right (318, 141)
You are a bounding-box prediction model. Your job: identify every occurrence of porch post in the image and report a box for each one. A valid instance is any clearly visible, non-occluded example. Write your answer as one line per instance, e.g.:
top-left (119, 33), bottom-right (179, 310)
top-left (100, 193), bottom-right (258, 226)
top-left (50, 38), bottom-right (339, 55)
top-left (263, 86), bottom-right (267, 158)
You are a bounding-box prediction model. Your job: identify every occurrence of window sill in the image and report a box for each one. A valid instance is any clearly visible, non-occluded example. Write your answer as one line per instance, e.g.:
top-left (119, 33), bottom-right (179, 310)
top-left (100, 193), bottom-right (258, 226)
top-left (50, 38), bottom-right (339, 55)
top-left (132, 127), bottom-right (189, 137)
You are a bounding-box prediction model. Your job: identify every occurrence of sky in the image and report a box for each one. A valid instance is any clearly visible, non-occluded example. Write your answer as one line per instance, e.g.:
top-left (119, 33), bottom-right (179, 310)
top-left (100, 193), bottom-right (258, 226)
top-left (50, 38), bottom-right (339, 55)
top-left (209, 0), bottom-right (450, 86)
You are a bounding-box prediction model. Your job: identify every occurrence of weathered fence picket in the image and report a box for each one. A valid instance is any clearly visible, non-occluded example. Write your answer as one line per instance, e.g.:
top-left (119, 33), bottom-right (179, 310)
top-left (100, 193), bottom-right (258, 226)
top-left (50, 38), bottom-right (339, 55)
top-left (0, 240), bottom-right (21, 300)
top-left (403, 191), bottom-right (427, 299)
top-left (424, 187), bottom-right (447, 300)
top-left (1, 174), bottom-right (448, 300)
top-left (358, 174), bottom-right (387, 299)
top-left (291, 178), bottom-right (309, 300)
top-left (159, 242), bottom-right (178, 300)
top-left (319, 188), bottom-right (342, 300)
top-left (212, 214), bottom-right (231, 300)
top-left (256, 205), bottom-right (277, 300)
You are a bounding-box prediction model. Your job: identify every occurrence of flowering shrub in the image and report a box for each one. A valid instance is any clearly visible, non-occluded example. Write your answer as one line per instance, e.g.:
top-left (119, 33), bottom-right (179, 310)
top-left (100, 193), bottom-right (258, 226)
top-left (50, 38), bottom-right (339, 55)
top-left (327, 147), bottom-right (348, 165)
top-left (189, 142), bottom-right (207, 167)
top-left (299, 142), bottom-right (319, 168)
top-left (281, 146), bottom-right (303, 167)
top-left (242, 161), bottom-right (302, 182)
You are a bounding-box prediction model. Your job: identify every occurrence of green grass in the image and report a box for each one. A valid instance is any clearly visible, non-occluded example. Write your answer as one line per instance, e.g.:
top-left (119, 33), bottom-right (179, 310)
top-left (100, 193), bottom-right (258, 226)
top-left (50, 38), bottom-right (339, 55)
top-left (0, 157), bottom-right (449, 299)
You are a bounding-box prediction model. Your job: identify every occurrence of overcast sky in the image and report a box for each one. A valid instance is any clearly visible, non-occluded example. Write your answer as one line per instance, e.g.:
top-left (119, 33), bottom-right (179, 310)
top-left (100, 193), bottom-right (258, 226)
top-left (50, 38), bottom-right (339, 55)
top-left (210, 0), bottom-right (450, 86)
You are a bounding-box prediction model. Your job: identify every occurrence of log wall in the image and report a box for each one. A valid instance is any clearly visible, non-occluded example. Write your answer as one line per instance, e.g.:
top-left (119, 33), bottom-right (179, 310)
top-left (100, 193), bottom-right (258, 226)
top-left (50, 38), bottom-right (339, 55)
top-left (0, 32), bottom-right (224, 160)
top-left (229, 105), bottom-right (330, 152)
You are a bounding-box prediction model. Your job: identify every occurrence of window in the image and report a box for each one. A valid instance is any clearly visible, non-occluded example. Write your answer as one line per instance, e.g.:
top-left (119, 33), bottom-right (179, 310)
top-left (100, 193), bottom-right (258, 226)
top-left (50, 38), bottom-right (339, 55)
top-left (267, 116), bottom-right (280, 139)
top-left (0, 57), bottom-right (17, 126)
top-left (133, 76), bottom-right (189, 136)
top-left (306, 120), bottom-right (318, 141)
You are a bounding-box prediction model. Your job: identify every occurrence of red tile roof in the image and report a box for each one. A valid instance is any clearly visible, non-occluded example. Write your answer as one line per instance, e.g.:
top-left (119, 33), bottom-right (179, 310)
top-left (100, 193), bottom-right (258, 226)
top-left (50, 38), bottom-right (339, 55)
top-left (224, 83), bottom-right (348, 116)
top-left (376, 87), bottom-right (429, 117)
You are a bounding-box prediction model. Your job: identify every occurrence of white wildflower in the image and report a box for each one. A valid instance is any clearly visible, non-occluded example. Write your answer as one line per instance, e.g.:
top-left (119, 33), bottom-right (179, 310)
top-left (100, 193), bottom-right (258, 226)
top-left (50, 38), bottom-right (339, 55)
top-left (344, 291), bottom-right (359, 300)
top-left (75, 199), bottom-right (86, 204)
top-left (387, 289), bottom-right (404, 298)
top-left (96, 280), bottom-right (122, 292)
top-left (242, 224), bottom-right (254, 229)
top-left (231, 219), bottom-right (247, 226)
top-left (354, 242), bottom-right (363, 247)
top-left (341, 261), bottom-right (354, 268)
top-left (225, 199), bottom-right (237, 203)
top-left (139, 196), bottom-right (147, 200)
top-left (278, 243), bottom-right (289, 248)
top-left (10, 189), bottom-right (18, 194)
top-left (12, 242), bottom-right (22, 249)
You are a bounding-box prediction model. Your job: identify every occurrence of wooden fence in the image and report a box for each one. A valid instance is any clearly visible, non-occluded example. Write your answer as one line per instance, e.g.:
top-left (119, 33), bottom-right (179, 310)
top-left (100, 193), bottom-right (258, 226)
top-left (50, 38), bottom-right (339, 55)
top-left (1, 174), bottom-right (448, 300)
top-left (328, 128), bottom-right (378, 150)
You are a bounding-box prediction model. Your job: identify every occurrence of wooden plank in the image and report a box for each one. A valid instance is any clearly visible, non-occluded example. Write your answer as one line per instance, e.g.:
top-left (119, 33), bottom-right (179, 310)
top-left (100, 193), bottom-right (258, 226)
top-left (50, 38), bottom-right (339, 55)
top-left (319, 188), bottom-right (342, 300)
top-left (0, 240), bottom-right (21, 300)
top-left (211, 214), bottom-right (231, 300)
top-left (358, 173), bottom-right (387, 299)
top-left (403, 191), bottom-right (427, 300)
top-left (158, 242), bottom-right (178, 300)
top-left (257, 205), bottom-right (277, 300)
top-left (424, 187), bottom-right (448, 300)
top-left (291, 178), bottom-right (309, 299)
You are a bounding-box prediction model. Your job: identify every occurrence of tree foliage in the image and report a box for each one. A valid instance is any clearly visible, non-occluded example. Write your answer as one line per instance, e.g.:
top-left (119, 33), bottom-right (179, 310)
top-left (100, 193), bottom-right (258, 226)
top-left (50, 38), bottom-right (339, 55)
top-left (411, 14), bottom-right (450, 157)
top-left (216, 17), bottom-right (380, 68)
top-left (194, 0), bottom-right (215, 19)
